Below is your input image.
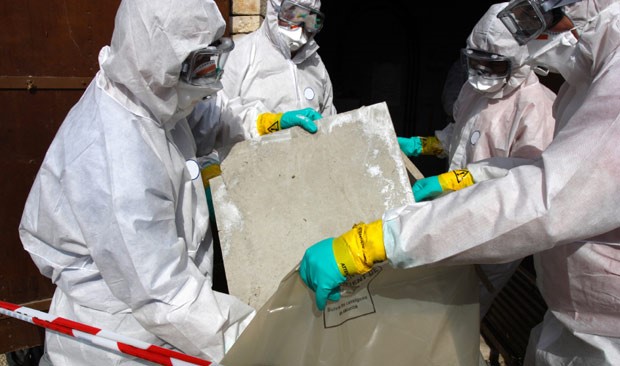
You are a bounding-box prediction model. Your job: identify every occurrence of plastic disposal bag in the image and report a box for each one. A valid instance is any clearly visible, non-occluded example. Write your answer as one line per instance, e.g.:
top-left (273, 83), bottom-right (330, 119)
top-left (222, 262), bottom-right (480, 366)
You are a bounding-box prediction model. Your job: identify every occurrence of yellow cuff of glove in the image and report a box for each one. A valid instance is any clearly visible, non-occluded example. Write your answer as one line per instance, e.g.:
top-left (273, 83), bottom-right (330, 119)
top-left (420, 136), bottom-right (444, 156)
top-left (201, 164), bottom-right (222, 188)
top-left (332, 220), bottom-right (386, 277)
top-left (256, 112), bottom-right (283, 135)
top-left (438, 169), bottom-right (474, 191)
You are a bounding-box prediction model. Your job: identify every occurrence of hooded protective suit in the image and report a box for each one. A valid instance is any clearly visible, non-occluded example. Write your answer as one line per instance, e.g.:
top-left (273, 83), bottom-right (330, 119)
top-left (450, 3), bottom-right (556, 171)
top-left (18, 0), bottom-right (254, 364)
top-left (382, 0), bottom-right (620, 364)
top-left (219, 0), bottom-right (336, 137)
top-left (448, 3), bottom-right (557, 319)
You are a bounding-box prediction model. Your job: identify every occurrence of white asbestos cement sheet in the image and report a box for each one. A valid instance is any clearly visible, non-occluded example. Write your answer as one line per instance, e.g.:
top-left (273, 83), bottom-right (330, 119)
top-left (210, 102), bottom-right (414, 309)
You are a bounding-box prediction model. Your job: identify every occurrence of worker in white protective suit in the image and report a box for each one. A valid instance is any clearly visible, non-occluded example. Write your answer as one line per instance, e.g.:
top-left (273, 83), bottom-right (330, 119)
top-left (219, 0), bottom-right (336, 138)
top-left (399, 2), bottom-right (557, 319)
top-left (298, 0), bottom-right (620, 364)
top-left (194, 0), bottom-right (334, 207)
top-left (18, 0), bottom-right (256, 364)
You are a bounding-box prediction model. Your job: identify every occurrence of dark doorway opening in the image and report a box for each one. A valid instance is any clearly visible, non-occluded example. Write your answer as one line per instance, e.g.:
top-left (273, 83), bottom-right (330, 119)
top-left (315, 1), bottom-right (498, 176)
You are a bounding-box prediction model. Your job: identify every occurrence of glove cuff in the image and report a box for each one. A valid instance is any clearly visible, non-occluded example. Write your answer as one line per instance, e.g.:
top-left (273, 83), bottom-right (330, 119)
top-left (438, 169), bottom-right (474, 191)
top-left (256, 113), bottom-right (283, 135)
top-left (420, 136), bottom-right (445, 156)
top-left (201, 164), bottom-right (222, 188)
top-left (333, 220), bottom-right (386, 277)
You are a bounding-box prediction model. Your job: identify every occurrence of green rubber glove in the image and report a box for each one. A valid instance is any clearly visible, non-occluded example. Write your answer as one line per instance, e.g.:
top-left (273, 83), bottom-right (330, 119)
top-left (413, 169), bottom-right (474, 202)
top-left (299, 238), bottom-right (346, 311)
top-left (201, 163), bottom-right (221, 220)
top-left (413, 176), bottom-right (443, 202)
top-left (398, 136), bottom-right (445, 157)
top-left (398, 136), bottom-right (423, 157)
top-left (300, 220), bottom-right (385, 310)
top-left (205, 185), bottom-right (215, 220)
top-left (256, 108), bottom-right (322, 135)
top-left (281, 108), bottom-right (322, 133)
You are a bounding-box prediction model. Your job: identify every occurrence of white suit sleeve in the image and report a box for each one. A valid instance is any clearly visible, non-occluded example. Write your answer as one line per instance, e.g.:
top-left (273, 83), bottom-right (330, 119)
top-left (220, 95), bottom-right (267, 138)
top-left (383, 65), bottom-right (620, 268)
top-left (188, 95), bottom-right (248, 159)
top-left (467, 156), bottom-right (537, 182)
top-left (220, 37), bottom-right (267, 138)
top-left (321, 66), bottom-right (337, 116)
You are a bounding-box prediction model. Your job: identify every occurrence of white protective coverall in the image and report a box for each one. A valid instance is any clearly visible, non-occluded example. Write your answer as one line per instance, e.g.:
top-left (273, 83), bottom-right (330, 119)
top-left (18, 0), bottom-right (254, 364)
top-left (449, 3), bottom-right (557, 318)
top-left (382, 0), bottom-right (620, 364)
top-left (219, 0), bottom-right (337, 137)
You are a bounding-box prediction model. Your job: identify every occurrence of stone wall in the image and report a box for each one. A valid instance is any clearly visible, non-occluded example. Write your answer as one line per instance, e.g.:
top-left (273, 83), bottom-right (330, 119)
top-left (230, 0), bottom-right (266, 39)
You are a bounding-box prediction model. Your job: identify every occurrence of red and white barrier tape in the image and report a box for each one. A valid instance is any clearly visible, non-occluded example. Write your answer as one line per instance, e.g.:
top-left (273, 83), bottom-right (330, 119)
top-left (0, 300), bottom-right (217, 366)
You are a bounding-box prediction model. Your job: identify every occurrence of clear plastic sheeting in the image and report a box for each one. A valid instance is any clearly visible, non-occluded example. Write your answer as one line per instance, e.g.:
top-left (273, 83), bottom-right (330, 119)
top-left (222, 263), bottom-right (479, 366)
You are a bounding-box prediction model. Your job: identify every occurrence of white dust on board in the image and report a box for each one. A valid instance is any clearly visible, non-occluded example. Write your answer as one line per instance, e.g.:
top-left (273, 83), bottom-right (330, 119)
top-left (324, 104), bottom-right (413, 209)
top-left (212, 182), bottom-right (243, 257)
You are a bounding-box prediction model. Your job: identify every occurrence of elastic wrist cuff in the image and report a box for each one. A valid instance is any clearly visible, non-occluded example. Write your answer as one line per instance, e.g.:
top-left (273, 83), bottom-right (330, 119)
top-left (334, 220), bottom-right (386, 276)
top-left (333, 236), bottom-right (358, 277)
top-left (364, 220), bottom-right (386, 263)
top-left (421, 136), bottom-right (445, 156)
top-left (438, 169), bottom-right (474, 191)
top-left (201, 164), bottom-right (222, 188)
top-left (256, 113), bottom-right (283, 135)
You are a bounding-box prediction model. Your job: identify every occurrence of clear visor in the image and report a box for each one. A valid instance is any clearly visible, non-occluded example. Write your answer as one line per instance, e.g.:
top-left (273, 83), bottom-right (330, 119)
top-left (498, 0), bottom-right (558, 45)
top-left (462, 49), bottom-right (511, 80)
top-left (278, 0), bottom-right (325, 34)
top-left (180, 37), bottom-right (234, 86)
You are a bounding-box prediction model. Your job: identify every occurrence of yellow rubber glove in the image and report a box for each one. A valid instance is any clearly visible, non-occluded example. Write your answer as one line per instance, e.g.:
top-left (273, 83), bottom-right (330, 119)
top-left (201, 163), bottom-right (222, 189)
top-left (437, 169), bottom-right (474, 191)
top-left (398, 136), bottom-right (445, 158)
top-left (332, 220), bottom-right (386, 277)
top-left (299, 220), bottom-right (386, 310)
top-left (420, 136), bottom-right (445, 156)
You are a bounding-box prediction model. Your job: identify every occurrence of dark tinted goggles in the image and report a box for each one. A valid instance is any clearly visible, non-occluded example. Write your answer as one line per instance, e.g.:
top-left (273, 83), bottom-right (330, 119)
top-left (498, 0), bottom-right (566, 45)
top-left (180, 37), bottom-right (234, 86)
top-left (462, 48), bottom-right (512, 80)
top-left (277, 0), bottom-right (325, 34)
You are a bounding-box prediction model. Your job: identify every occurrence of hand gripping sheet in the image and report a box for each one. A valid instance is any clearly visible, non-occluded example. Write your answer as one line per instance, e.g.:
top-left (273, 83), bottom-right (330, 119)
top-left (211, 103), bottom-right (480, 365)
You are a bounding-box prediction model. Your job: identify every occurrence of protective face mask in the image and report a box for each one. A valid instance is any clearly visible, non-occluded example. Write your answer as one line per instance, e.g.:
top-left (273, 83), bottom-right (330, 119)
top-left (278, 27), bottom-right (308, 52)
top-left (526, 30), bottom-right (579, 79)
top-left (467, 74), bottom-right (505, 94)
top-left (172, 80), bottom-right (222, 121)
